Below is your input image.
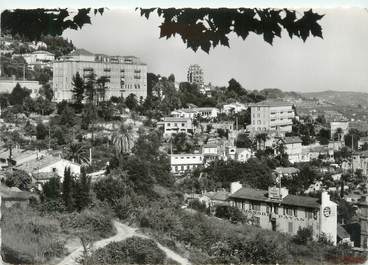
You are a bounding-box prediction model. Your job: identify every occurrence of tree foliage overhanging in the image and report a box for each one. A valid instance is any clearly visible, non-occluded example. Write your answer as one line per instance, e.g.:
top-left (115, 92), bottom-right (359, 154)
top-left (1, 8), bottom-right (105, 41)
top-left (2, 7), bottom-right (324, 53)
top-left (138, 8), bottom-right (324, 53)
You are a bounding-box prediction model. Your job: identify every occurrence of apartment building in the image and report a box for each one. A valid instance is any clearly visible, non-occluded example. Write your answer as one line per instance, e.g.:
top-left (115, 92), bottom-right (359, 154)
top-left (229, 182), bottom-right (337, 244)
top-left (187, 64), bottom-right (204, 85)
top-left (157, 117), bottom-right (194, 136)
top-left (52, 49), bottom-right (147, 102)
top-left (249, 101), bottom-right (295, 132)
top-left (170, 153), bottom-right (203, 174)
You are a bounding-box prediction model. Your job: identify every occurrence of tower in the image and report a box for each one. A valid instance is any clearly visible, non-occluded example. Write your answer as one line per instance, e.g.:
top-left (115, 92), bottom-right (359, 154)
top-left (187, 64), bottom-right (204, 86)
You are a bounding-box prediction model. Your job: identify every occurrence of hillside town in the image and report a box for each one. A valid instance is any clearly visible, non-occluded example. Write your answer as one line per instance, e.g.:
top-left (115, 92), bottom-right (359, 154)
top-left (1, 25), bottom-right (368, 265)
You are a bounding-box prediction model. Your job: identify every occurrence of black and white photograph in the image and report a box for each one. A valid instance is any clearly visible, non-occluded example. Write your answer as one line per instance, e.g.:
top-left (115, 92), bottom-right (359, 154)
top-left (1, 1), bottom-right (368, 264)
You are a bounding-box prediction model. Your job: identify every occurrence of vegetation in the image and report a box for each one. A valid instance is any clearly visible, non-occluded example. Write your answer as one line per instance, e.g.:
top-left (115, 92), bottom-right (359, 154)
top-left (90, 237), bottom-right (166, 265)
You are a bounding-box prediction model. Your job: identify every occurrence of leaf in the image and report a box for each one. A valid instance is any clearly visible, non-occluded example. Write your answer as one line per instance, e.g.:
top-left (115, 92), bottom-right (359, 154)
top-left (73, 8), bottom-right (92, 28)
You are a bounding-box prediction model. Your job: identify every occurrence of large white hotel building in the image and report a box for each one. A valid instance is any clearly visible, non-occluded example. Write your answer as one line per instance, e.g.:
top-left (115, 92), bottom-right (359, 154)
top-left (52, 49), bottom-right (147, 102)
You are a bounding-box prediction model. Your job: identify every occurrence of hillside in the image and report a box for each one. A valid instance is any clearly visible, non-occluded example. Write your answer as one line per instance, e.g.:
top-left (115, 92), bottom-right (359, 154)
top-left (302, 90), bottom-right (368, 107)
top-left (259, 88), bottom-right (304, 100)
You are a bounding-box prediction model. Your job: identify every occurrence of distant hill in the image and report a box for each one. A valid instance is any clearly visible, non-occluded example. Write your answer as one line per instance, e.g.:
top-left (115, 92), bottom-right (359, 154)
top-left (259, 88), bottom-right (304, 100)
top-left (301, 90), bottom-right (368, 107)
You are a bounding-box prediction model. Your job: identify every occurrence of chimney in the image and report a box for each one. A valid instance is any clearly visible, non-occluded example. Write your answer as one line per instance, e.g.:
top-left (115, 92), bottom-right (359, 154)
top-left (321, 191), bottom-right (330, 204)
top-left (230, 181), bottom-right (242, 194)
top-left (280, 187), bottom-right (289, 199)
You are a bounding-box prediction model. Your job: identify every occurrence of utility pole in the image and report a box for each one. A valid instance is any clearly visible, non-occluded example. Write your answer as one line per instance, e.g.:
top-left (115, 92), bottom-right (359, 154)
top-left (48, 125), bottom-right (51, 150)
top-left (23, 64), bottom-right (25, 80)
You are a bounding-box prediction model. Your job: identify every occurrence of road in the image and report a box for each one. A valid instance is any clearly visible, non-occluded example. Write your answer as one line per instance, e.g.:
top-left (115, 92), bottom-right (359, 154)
top-left (57, 220), bottom-right (190, 265)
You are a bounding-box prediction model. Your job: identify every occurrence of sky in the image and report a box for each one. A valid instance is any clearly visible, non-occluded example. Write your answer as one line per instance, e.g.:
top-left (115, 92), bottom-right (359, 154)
top-left (2, 1), bottom-right (368, 93)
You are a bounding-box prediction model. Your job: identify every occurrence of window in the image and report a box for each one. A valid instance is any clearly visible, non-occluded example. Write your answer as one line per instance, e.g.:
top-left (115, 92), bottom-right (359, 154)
top-left (167, 123), bottom-right (171, 127)
top-left (174, 123), bottom-right (177, 126)
top-left (285, 208), bottom-right (293, 216)
top-left (294, 208), bottom-right (298, 217)
top-left (305, 210), bottom-right (313, 219)
top-left (182, 123), bottom-right (185, 127)
top-left (251, 203), bottom-right (261, 211)
top-left (266, 206), bottom-right (270, 214)
top-left (288, 222), bottom-right (293, 233)
top-left (274, 206), bottom-right (279, 214)
top-left (257, 107), bottom-right (260, 111)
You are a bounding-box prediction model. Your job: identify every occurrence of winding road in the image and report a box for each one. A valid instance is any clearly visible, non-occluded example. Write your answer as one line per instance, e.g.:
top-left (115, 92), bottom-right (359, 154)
top-left (57, 220), bottom-right (190, 265)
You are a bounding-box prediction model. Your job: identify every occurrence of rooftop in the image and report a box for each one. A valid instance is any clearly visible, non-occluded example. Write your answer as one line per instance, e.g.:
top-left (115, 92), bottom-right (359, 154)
top-left (250, 100), bottom-right (293, 107)
top-left (15, 155), bottom-right (78, 173)
top-left (283, 136), bottom-right (303, 144)
top-left (229, 187), bottom-right (320, 209)
top-left (274, 167), bottom-right (300, 175)
top-left (0, 148), bottom-right (40, 161)
top-left (69, 48), bottom-right (94, 56)
top-left (0, 185), bottom-right (36, 201)
top-left (172, 109), bottom-right (198, 114)
top-left (163, 117), bottom-right (191, 122)
top-left (205, 190), bottom-right (229, 201)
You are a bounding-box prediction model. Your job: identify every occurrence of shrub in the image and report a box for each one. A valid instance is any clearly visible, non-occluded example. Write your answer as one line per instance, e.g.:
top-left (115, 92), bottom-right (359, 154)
top-left (293, 226), bottom-right (314, 245)
top-left (4, 169), bottom-right (32, 191)
top-left (91, 237), bottom-right (166, 264)
top-left (2, 206), bottom-right (65, 264)
top-left (59, 207), bottom-right (114, 240)
top-left (187, 199), bottom-right (207, 213)
top-left (214, 205), bottom-right (247, 224)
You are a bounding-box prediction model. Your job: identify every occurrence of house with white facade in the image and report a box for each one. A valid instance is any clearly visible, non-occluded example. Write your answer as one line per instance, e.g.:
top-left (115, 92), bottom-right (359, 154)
top-left (229, 183), bottom-right (337, 245)
top-left (158, 117), bottom-right (194, 136)
top-left (15, 155), bottom-right (81, 187)
top-left (170, 153), bottom-right (203, 175)
top-left (235, 148), bottom-right (253, 162)
top-left (278, 136), bottom-right (304, 163)
top-left (222, 102), bottom-right (249, 114)
top-left (171, 109), bottom-right (198, 119)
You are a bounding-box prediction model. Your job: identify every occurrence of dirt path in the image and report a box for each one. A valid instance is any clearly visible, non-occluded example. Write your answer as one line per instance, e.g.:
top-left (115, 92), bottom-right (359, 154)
top-left (56, 220), bottom-right (190, 265)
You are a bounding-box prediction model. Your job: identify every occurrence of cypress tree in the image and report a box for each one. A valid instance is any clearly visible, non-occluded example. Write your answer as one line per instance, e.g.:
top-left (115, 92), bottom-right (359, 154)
top-left (62, 167), bottom-right (74, 211)
top-left (74, 167), bottom-right (91, 211)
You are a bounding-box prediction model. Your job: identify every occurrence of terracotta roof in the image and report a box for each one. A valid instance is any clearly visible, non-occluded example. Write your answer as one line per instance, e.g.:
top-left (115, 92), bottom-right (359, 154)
top-left (229, 187), bottom-right (320, 209)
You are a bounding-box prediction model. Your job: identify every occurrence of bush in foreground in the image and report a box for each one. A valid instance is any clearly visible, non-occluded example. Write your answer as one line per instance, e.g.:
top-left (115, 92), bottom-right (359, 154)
top-left (90, 237), bottom-right (166, 264)
top-left (2, 206), bottom-right (65, 264)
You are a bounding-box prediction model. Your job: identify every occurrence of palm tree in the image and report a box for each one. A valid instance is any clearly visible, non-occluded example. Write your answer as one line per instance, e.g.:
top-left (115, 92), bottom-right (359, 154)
top-left (65, 142), bottom-right (89, 164)
top-left (112, 124), bottom-right (134, 155)
top-left (0, 127), bottom-right (21, 167)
